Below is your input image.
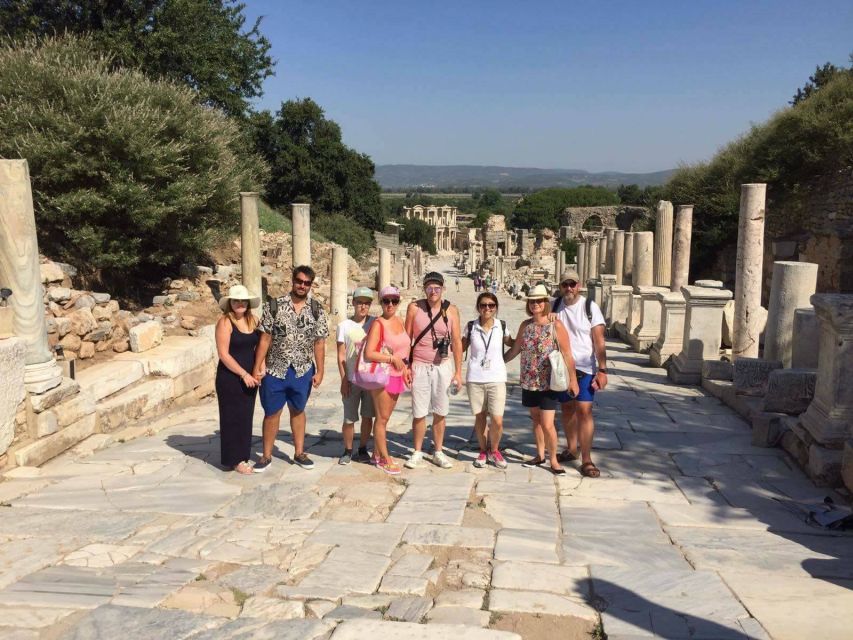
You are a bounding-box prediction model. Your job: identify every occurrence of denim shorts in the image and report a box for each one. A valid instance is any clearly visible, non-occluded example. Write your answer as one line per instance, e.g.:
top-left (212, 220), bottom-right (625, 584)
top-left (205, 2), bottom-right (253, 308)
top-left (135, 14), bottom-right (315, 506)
top-left (260, 365), bottom-right (314, 415)
top-left (557, 370), bottom-right (596, 404)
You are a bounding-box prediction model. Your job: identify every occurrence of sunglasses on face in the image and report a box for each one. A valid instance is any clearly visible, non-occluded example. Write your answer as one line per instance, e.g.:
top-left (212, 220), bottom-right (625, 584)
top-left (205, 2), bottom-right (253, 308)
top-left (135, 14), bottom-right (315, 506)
top-left (381, 298), bottom-right (400, 305)
top-left (293, 278), bottom-right (313, 287)
top-left (425, 286), bottom-right (442, 293)
top-left (561, 281), bottom-right (578, 288)
top-left (354, 300), bottom-right (371, 305)
top-left (479, 303), bottom-right (496, 309)
top-left (530, 299), bottom-right (547, 305)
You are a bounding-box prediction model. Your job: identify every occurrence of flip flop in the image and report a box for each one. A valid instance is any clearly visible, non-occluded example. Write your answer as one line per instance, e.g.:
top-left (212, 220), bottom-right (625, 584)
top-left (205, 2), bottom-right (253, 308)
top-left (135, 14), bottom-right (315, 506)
top-left (580, 462), bottom-right (601, 478)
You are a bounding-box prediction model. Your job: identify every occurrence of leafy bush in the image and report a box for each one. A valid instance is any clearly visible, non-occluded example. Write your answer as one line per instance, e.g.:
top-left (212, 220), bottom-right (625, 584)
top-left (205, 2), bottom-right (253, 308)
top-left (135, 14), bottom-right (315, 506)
top-left (511, 186), bottom-right (619, 230)
top-left (313, 213), bottom-right (374, 258)
top-left (0, 36), bottom-right (267, 291)
top-left (398, 217), bottom-right (437, 254)
top-left (257, 200), bottom-right (291, 233)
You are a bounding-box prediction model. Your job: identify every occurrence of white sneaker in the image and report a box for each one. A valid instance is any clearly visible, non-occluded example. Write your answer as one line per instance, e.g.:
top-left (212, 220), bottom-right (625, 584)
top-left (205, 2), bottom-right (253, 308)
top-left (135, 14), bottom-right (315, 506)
top-left (405, 450), bottom-right (425, 469)
top-left (432, 450), bottom-right (454, 469)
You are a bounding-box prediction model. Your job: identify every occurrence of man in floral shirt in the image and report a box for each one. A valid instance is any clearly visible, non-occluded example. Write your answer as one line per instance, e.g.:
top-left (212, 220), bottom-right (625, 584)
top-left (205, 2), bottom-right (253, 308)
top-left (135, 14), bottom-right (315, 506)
top-left (252, 265), bottom-right (329, 471)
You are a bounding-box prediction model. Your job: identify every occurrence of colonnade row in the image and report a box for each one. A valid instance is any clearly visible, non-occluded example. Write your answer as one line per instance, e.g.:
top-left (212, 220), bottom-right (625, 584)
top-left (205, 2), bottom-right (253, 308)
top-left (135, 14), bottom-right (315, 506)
top-left (583, 188), bottom-right (852, 489)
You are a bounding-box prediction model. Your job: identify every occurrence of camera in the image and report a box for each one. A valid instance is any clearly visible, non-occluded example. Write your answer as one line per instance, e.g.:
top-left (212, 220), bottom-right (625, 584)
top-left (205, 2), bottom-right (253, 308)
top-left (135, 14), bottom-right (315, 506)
top-left (434, 336), bottom-right (450, 358)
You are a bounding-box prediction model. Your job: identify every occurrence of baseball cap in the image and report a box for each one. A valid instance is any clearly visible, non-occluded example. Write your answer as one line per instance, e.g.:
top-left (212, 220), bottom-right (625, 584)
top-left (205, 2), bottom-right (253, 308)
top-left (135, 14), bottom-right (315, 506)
top-left (560, 268), bottom-right (581, 284)
top-left (423, 272), bottom-right (444, 286)
top-left (352, 286), bottom-right (374, 301)
top-left (378, 285), bottom-right (401, 299)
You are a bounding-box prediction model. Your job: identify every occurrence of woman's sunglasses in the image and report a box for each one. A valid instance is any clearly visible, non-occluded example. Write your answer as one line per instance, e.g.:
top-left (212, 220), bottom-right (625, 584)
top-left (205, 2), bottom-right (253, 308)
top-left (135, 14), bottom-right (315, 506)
top-left (479, 303), bottom-right (497, 309)
top-left (381, 298), bottom-right (400, 305)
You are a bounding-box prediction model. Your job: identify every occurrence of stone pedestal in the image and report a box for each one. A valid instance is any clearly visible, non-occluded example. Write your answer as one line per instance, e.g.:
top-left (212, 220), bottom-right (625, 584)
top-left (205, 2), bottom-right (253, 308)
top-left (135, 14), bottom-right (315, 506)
top-left (587, 279), bottom-right (602, 307)
top-left (653, 201), bottom-right (674, 287)
top-left (0, 160), bottom-right (62, 394)
top-left (330, 246), bottom-right (348, 331)
top-left (650, 291), bottom-right (686, 367)
top-left (632, 232), bottom-right (654, 287)
top-left (378, 248), bottom-right (391, 291)
top-left (239, 192), bottom-right (262, 317)
top-left (801, 294), bottom-right (853, 445)
top-left (609, 285), bottom-right (633, 334)
top-left (599, 274), bottom-right (617, 324)
top-left (613, 231), bottom-right (625, 285)
top-left (763, 261), bottom-right (818, 367)
top-left (669, 286), bottom-right (733, 384)
top-left (0, 337), bottom-right (26, 456)
top-left (629, 285), bottom-right (668, 352)
top-left (696, 280), bottom-right (724, 288)
top-left (628, 293), bottom-right (642, 337)
top-left (732, 183), bottom-right (766, 359)
top-left (670, 205), bottom-right (693, 292)
top-left (792, 308), bottom-right (819, 369)
top-left (291, 203), bottom-right (311, 267)
top-left (622, 232), bottom-right (634, 287)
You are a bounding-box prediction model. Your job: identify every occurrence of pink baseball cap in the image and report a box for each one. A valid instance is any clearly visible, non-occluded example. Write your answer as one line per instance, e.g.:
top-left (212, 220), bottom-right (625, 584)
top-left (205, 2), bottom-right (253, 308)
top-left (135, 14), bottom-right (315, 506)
top-left (378, 285), bottom-right (400, 299)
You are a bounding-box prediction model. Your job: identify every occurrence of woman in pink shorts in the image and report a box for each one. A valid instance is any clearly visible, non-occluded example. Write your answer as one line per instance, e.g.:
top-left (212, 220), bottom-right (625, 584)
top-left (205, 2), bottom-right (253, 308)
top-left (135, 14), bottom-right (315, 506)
top-left (364, 286), bottom-right (410, 475)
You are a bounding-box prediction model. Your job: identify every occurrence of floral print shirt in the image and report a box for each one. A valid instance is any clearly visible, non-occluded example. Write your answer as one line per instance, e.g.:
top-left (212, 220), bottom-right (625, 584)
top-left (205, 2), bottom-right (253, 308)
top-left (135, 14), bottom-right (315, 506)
top-left (259, 294), bottom-right (329, 378)
top-left (519, 321), bottom-right (557, 391)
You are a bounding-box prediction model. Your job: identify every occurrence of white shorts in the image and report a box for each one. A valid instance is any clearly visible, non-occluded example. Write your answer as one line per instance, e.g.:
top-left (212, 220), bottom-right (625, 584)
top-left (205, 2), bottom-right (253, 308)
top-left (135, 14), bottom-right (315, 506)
top-left (467, 382), bottom-right (506, 417)
top-left (411, 360), bottom-right (454, 419)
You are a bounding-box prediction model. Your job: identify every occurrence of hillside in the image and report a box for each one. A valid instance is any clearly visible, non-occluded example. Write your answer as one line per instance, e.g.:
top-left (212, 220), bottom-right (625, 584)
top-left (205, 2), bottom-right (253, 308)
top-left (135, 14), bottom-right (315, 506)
top-left (376, 164), bottom-right (674, 190)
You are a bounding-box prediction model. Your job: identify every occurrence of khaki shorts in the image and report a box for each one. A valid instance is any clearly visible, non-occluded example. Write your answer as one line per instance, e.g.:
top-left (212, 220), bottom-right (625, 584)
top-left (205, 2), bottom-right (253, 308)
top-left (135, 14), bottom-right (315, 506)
top-left (467, 382), bottom-right (506, 417)
top-left (342, 383), bottom-right (375, 424)
top-left (411, 360), bottom-right (454, 419)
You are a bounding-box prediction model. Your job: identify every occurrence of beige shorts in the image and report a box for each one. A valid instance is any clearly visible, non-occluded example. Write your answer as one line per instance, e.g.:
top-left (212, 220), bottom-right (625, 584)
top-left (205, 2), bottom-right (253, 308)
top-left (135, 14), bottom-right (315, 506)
top-left (411, 360), bottom-right (454, 419)
top-left (467, 382), bottom-right (507, 417)
top-left (341, 383), bottom-right (375, 424)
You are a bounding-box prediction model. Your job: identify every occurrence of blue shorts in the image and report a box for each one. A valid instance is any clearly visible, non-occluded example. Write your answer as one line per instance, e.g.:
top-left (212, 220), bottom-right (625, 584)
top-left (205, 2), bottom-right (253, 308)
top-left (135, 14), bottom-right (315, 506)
top-left (557, 370), bottom-right (596, 404)
top-left (260, 365), bottom-right (314, 415)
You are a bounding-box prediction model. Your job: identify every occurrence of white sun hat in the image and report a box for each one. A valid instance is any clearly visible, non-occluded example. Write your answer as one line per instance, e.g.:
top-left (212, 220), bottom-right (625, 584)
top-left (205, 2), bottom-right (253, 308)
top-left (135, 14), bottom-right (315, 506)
top-left (219, 284), bottom-right (260, 312)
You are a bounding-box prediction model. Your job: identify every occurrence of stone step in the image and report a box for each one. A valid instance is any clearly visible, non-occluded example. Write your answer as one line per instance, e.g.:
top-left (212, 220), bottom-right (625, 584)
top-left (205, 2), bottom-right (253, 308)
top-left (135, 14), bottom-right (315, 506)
top-left (75, 360), bottom-right (146, 402)
top-left (113, 335), bottom-right (216, 378)
top-left (96, 378), bottom-right (174, 433)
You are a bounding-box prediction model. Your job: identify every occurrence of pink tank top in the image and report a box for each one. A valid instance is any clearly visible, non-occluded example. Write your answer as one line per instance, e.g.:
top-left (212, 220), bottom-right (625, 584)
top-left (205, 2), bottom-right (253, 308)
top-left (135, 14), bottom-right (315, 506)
top-left (379, 319), bottom-right (410, 361)
top-left (411, 301), bottom-right (451, 364)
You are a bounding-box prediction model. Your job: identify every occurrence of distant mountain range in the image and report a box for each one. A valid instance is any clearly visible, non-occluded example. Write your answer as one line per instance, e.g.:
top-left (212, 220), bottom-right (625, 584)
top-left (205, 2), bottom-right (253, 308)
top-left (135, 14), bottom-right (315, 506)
top-left (375, 164), bottom-right (674, 191)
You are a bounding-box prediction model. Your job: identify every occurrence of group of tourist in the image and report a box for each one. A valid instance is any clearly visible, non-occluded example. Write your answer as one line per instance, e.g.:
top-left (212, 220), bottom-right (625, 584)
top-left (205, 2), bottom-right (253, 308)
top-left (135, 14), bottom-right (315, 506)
top-left (214, 265), bottom-right (606, 478)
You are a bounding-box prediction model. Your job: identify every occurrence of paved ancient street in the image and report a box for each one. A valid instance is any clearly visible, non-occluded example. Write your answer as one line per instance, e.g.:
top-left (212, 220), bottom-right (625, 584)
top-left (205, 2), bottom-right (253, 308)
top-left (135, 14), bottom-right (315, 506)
top-left (1, 262), bottom-right (852, 639)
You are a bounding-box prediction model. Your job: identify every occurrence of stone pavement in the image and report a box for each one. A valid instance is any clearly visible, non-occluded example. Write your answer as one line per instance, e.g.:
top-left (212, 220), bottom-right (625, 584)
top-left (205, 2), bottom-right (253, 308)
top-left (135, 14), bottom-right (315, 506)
top-left (1, 260), bottom-right (852, 639)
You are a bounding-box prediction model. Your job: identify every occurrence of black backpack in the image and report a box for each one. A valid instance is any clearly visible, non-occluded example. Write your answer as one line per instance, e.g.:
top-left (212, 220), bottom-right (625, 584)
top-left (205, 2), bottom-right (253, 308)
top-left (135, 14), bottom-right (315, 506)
top-left (552, 296), bottom-right (593, 323)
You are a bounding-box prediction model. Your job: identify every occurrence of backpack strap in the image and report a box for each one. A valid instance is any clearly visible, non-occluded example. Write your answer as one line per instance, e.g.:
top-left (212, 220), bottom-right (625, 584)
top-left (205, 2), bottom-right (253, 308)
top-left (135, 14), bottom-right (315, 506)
top-left (310, 297), bottom-right (321, 320)
top-left (464, 319), bottom-right (475, 361)
top-left (585, 297), bottom-right (593, 323)
top-left (551, 297), bottom-right (561, 313)
top-left (409, 300), bottom-right (451, 361)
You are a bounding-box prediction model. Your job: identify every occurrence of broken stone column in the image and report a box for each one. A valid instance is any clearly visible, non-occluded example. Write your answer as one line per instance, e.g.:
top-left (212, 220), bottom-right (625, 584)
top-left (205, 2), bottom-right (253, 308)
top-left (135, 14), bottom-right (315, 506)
top-left (613, 231), bottom-right (625, 285)
top-left (378, 248), bottom-right (391, 290)
top-left (291, 202), bottom-right (311, 267)
top-left (632, 232), bottom-right (654, 287)
top-left (650, 291), bottom-right (687, 367)
top-left (653, 201), bottom-right (674, 287)
top-left (622, 232), bottom-right (635, 287)
top-left (670, 205), bottom-right (693, 292)
top-left (792, 308), bottom-right (820, 369)
top-left (732, 183), bottom-right (766, 359)
top-left (330, 245), bottom-right (348, 331)
top-left (577, 242), bottom-right (587, 284)
top-left (0, 160), bottom-right (63, 393)
top-left (587, 239), bottom-right (600, 282)
top-left (763, 261), bottom-right (819, 367)
top-left (605, 228), bottom-right (617, 273)
top-left (801, 294), bottom-right (853, 445)
top-left (599, 233), bottom-right (609, 274)
top-left (669, 286), bottom-right (733, 384)
top-left (239, 192), bottom-right (262, 316)
top-left (401, 258), bottom-right (410, 290)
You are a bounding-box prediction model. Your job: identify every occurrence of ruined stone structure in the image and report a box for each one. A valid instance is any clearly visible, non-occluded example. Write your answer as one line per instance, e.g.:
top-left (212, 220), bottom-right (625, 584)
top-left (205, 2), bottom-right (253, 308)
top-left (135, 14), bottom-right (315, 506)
top-left (560, 205), bottom-right (648, 239)
top-left (403, 204), bottom-right (459, 253)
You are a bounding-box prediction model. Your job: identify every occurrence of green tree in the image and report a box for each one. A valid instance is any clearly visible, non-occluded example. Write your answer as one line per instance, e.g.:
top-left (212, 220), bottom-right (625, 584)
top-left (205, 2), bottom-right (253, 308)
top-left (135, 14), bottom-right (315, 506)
top-left (0, 0), bottom-right (274, 118)
top-left (249, 99), bottom-right (385, 231)
top-left (511, 186), bottom-right (619, 230)
top-left (479, 188), bottom-right (503, 208)
top-left (313, 213), bottom-right (374, 258)
top-left (0, 35), bottom-right (266, 290)
top-left (790, 60), bottom-right (849, 105)
top-left (398, 217), bottom-right (437, 254)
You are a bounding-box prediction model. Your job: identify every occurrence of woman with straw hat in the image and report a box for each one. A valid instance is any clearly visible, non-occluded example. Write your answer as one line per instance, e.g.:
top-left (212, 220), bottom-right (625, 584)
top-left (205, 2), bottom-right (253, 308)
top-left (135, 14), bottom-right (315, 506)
top-left (215, 284), bottom-right (261, 474)
top-left (504, 284), bottom-right (579, 475)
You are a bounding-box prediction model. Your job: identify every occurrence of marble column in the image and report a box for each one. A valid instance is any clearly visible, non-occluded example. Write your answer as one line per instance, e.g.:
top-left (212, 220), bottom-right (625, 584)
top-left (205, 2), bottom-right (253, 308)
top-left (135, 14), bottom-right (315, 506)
top-left (0, 160), bottom-right (63, 393)
top-left (654, 201), bottom-right (674, 287)
top-left (587, 238), bottom-right (600, 282)
top-left (291, 203), bottom-right (311, 267)
top-left (801, 295), bottom-right (853, 445)
top-left (330, 245), bottom-right (348, 331)
top-left (613, 231), bottom-right (625, 285)
top-left (622, 232), bottom-right (635, 286)
top-left (632, 232), bottom-right (654, 287)
top-left (670, 205), bottom-right (694, 292)
top-left (239, 192), bottom-right (262, 317)
top-left (668, 285), bottom-right (734, 384)
top-left (378, 248), bottom-right (391, 290)
top-left (649, 291), bottom-right (687, 367)
top-left (764, 261), bottom-right (819, 367)
top-left (401, 258), bottom-right (410, 290)
top-left (605, 228), bottom-right (617, 273)
top-left (577, 243), bottom-right (587, 285)
top-left (600, 233), bottom-right (609, 274)
top-left (732, 183), bottom-right (766, 359)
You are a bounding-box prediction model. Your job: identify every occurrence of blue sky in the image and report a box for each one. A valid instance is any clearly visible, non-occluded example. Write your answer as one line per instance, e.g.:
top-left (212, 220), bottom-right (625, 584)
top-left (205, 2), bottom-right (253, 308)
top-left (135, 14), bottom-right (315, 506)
top-left (243, 0), bottom-right (852, 173)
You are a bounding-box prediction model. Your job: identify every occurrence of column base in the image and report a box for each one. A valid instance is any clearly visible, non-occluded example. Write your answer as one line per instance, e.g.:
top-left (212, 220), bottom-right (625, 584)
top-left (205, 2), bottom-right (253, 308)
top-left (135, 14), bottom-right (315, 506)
top-left (801, 400), bottom-right (853, 446)
top-left (649, 343), bottom-right (680, 368)
top-left (25, 359), bottom-right (63, 394)
top-left (668, 353), bottom-right (702, 385)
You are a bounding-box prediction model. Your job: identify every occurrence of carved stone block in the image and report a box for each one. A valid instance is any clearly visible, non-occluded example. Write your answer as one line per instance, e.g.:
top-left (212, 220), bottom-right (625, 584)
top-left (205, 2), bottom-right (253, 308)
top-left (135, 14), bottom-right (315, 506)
top-left (702, 360), bottom-right (733, 381)
top-left (762, 368), bottom-right (817, 415)
top-left (733, 357), bottom-right (782, 396)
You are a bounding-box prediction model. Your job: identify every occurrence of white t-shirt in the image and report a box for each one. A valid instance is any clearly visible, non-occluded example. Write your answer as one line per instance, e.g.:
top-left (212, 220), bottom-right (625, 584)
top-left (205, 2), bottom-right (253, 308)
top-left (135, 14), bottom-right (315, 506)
top-left (336, 316), bottom-right (374, 381)
top-left (463, 319), bottom-right (513, 383)
top-left (555, 296), bottom-right (605, 375)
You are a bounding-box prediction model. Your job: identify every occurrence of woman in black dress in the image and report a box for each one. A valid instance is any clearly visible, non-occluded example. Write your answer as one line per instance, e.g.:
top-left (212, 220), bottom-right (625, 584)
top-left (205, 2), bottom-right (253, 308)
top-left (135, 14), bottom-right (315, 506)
top-left (215, 284), bottom-right (261, 474)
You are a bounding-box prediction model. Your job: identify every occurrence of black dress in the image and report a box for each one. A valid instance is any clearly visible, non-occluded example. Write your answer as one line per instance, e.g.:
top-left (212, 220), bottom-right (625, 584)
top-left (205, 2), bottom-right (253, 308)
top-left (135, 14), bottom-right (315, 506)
top-left (216, 321), bottom-right (260, 468)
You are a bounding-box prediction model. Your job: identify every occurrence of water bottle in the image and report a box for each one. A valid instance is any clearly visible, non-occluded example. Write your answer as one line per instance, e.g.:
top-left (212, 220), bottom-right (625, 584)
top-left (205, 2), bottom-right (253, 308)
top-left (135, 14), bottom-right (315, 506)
top-left (448, 380), bottom-right (460, 396)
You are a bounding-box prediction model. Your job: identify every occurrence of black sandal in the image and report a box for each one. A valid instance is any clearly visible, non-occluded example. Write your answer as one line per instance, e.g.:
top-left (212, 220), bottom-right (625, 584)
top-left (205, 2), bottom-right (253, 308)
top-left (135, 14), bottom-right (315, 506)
top-left (557, 449), bottom-right (578, 463)
top-left (580, 462), bottom-right (601, 478)
top-left (550, 465), bottom-right (567, 476)
top-left (521, 456), bottom-right (546, 468)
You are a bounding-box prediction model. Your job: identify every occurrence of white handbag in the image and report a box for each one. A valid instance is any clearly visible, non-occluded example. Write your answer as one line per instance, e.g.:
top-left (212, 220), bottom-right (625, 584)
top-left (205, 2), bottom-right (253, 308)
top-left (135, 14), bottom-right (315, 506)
top-left (548, 323), bottom-right (569, 392)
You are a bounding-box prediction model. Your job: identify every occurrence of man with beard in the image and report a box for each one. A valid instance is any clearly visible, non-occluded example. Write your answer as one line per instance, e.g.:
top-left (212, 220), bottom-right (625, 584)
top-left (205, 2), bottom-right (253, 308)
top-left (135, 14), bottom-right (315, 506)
top-left (252, 265), bottom-right (329, 471)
